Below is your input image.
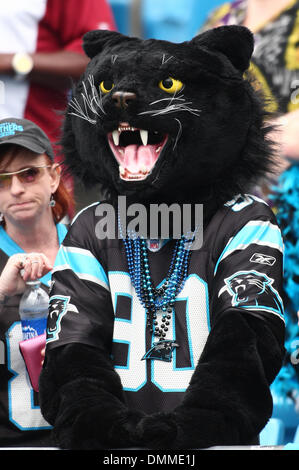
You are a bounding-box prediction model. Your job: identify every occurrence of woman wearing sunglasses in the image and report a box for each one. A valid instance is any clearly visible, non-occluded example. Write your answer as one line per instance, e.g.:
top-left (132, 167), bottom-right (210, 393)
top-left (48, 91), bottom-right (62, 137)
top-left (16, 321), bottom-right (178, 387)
top-left (0, 118), bottom-right (72, 447)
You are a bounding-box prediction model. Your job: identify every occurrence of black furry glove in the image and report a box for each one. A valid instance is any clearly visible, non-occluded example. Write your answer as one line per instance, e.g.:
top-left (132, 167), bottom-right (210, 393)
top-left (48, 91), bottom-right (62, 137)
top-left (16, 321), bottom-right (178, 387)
top-left (136, 408), bottom-right (239, 449)
top-left (137, 310), bottom-right (285, 450)
top-left (70, 398), bottom-right (145, 449)
top-left (40, 343), bottom-right (146, 450)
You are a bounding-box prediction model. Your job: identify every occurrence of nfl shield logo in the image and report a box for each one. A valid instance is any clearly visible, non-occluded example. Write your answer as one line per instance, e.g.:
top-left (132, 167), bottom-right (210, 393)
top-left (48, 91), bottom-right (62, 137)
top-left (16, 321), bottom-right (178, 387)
top-left (147, 239), bottom-right (162, 252)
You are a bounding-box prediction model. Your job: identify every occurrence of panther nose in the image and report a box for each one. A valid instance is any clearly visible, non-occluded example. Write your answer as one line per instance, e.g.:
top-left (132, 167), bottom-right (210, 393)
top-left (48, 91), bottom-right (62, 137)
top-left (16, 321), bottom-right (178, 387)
top-left (112, 91), bottom-right (136, 109)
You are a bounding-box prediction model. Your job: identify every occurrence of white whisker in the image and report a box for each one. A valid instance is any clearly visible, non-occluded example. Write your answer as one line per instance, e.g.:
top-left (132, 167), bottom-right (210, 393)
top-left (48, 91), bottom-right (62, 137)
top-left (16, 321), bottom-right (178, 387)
top-left (139, 92), bottom-right (201, 117)
top-left (173, 118), bottom-right (182, 150)
top-left (162, 54), bottom-right (174, 65)
top-left (68, 98), bottom-right (82, 114)
top-left (88, 75), bottom-right (106, 115)
top-left (81, 81), bottom-right (101, 117)
top-left (139, 103), bottom-right (201, 117)
top-left (68, 111), bottom-right (96, 124)
top-left (149, 97), bottom-right (185, 106)
top-left (68, 98), bottom-right (96, 124)
top-left (68, 74), bottom-right (105, 124)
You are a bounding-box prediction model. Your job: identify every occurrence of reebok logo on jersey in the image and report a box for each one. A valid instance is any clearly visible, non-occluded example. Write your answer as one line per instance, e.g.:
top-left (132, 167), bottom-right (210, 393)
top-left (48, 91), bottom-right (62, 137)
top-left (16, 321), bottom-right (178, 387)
top-left (250, 253), bottom-right (276, 266)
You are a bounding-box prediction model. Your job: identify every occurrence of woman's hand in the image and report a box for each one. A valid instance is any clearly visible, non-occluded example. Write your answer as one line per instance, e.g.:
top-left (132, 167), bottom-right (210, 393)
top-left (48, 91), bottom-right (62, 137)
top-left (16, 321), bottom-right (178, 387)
top-left (0, 253), bottom-right (53, 299)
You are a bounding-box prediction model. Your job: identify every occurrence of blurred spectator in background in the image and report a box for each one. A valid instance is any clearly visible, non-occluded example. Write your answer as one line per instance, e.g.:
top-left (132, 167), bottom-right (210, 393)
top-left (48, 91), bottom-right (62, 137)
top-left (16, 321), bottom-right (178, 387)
top-left (202, 0), bottom-right (299, 167)
top-left (0, 0), bottom-right (116, 217)
top-left (202, 0), bottom-right (299, 418)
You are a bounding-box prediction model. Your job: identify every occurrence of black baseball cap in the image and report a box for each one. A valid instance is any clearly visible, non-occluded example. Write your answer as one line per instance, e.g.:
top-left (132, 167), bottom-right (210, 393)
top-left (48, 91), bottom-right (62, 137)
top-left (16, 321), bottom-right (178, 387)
top-left (0, 118), bottom-right (54, 161)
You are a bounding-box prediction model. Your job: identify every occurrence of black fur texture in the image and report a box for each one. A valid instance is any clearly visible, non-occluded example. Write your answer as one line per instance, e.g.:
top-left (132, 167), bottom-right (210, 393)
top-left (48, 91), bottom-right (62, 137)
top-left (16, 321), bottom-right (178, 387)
top-left (39, 26), bottom-right (284, 449)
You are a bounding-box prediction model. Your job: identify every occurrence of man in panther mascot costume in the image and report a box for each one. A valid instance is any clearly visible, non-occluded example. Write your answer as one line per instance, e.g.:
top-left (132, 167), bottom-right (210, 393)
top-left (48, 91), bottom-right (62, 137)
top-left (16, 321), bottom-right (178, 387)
top-left (39, 25), bottom-right (286, 449)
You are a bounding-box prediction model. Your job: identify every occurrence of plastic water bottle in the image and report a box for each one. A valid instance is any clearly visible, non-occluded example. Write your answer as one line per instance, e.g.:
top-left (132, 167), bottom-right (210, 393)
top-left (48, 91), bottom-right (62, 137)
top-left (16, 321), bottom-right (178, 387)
top-left (19, 281), bottom-right (49, 340)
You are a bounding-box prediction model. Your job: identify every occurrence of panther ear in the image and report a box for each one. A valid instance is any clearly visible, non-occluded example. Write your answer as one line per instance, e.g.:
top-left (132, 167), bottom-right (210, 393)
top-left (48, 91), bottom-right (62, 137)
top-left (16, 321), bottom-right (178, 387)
top-left (192, 25), bottom-right (254, 73)
top-left (83, 29), bottom-right (129, 58)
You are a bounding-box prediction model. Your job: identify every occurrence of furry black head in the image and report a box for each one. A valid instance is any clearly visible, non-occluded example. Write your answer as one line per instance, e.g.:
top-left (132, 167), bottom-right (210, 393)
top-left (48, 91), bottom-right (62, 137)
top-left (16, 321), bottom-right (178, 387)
top-left (62, 26), bottom-right (274, 206)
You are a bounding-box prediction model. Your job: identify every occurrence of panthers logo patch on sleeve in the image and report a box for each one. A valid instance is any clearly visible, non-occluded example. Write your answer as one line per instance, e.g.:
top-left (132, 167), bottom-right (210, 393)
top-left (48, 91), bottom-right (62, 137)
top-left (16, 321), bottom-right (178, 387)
top-left (218, 270), bottom-right (284, 320)
top-left (47, 296), bottom-right (78, 344)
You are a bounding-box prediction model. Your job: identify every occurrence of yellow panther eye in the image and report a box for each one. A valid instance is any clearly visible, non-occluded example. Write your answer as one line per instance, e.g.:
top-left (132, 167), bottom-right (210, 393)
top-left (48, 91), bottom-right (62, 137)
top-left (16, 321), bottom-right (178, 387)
top-left (99, 80), bottom-right (115, 93)
top-left (159, 77), bottom-right (183, 94)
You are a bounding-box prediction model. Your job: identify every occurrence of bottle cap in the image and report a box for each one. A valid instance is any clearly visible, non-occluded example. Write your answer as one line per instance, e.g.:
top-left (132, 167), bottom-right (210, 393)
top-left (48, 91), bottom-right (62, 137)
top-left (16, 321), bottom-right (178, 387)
top-left (25, 280), bottom-right (41, 287)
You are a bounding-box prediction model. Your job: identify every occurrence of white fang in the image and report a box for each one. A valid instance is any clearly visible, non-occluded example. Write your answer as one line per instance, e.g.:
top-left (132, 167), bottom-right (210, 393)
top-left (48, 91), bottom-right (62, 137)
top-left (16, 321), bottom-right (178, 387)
top-left (112, 130), bottom-right (120, 146)
top-left (140, 129), bottom-right (148, 146)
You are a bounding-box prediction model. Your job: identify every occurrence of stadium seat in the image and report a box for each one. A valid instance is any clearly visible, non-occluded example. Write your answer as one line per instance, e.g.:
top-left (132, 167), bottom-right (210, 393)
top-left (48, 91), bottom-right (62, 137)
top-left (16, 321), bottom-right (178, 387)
top-left (141, 0), bottom-right (226, 41)
top-left (292, 425), bottom-right (299, 443)
top-left (272, 393), bottom-right (299, 428)
top-left (259, 418), bottom-right (285, 446)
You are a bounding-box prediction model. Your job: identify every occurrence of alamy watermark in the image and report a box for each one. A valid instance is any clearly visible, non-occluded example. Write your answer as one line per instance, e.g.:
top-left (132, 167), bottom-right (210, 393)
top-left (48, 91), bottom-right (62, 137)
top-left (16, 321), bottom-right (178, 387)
top-left (94, 196), bottom-right (203, 250)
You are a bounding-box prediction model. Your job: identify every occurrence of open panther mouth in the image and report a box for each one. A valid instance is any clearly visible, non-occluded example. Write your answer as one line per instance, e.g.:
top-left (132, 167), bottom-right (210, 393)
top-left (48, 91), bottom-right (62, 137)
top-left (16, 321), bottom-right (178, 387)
top-left (107, 122), bottom-right (168, 181)
top-left (235, 284), bottom-right (247, 301)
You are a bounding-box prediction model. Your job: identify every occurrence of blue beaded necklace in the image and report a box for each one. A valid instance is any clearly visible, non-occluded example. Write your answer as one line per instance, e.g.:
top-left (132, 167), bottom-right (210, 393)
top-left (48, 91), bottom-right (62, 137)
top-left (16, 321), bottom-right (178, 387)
top-left (120, 224), bottom-right (196, 361)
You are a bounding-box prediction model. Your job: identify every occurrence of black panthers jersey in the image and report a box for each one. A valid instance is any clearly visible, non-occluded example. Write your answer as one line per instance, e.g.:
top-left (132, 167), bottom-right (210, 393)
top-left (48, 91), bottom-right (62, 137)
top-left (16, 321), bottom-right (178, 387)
top-left (46, 195), bottom-right (284, 414)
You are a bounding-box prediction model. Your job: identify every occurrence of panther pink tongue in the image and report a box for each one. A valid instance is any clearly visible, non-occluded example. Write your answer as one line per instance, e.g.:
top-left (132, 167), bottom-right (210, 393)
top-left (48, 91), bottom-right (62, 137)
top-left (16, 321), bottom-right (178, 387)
top-left (124, 144), bottom-right (157, 173)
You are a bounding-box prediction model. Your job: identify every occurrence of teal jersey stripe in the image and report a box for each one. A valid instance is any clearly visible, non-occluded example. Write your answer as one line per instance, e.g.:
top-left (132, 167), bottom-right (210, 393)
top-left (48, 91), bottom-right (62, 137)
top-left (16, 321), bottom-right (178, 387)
top-left (54, 245), bottom-right (109, 290)
top-left (214, 221), bottom-right (283, 275)
top-left (240, 305), bottom-right (284, 321)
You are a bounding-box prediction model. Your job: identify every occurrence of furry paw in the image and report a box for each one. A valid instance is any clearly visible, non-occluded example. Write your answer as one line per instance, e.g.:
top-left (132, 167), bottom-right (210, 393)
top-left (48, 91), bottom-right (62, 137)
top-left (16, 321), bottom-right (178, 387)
top-left (137, 412), bottom-right (178, 449)
top-left (108, 408), bottom-right (146, 445)
top-left (71, 406), bottom-right (145, 449)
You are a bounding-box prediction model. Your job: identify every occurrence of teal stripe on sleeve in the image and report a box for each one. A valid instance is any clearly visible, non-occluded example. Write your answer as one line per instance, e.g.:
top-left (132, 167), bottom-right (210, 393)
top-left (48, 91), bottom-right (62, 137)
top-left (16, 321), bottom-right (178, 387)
top-left (54, 245), bottom-right (109, 290)
top-left (214, 220), bottom-right (284, 275)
